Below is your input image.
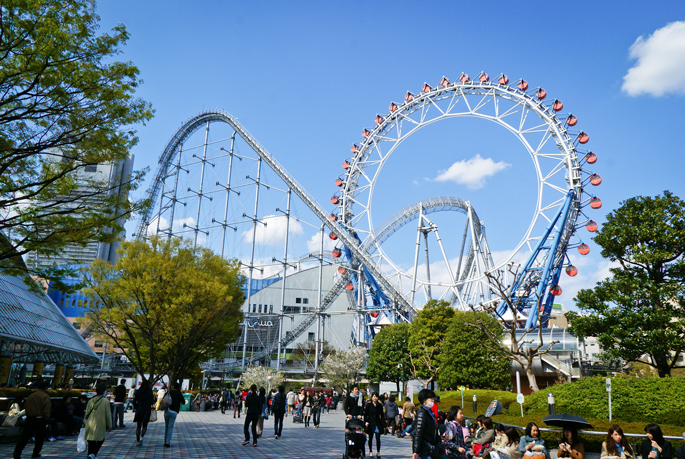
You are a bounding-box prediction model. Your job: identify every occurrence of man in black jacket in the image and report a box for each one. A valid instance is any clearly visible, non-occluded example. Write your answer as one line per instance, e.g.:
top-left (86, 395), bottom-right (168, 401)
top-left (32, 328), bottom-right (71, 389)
top-left (272, 385), bottom-right (287, 439)
top-left (344, 385), bottom-right (364, 420)
top-left (113, 378), bottom-right (127, 428)
top-left (242, 385), bottom-right (262, 447)
top-left (412, 388), bottom-right (438, 459)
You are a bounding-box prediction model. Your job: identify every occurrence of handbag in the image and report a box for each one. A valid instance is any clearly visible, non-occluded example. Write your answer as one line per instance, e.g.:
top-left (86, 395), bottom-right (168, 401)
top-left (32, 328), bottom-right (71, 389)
top-left (76, 428), bottom-right (87, 452)
top-left (159, 394), bottom-right (172, 411)
top-left (150, 407), bottom-right (158, 422)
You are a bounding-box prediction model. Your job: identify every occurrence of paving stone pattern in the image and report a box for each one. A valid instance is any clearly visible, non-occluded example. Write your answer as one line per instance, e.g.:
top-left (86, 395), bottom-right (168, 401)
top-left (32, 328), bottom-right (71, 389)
top-left (3, 408), bottom-right (416, 458)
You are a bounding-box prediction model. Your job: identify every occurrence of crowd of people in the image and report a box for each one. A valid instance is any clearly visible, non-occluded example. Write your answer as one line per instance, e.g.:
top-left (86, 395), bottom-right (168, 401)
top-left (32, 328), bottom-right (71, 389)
top-left (7, 380), bottom-right (685, 459)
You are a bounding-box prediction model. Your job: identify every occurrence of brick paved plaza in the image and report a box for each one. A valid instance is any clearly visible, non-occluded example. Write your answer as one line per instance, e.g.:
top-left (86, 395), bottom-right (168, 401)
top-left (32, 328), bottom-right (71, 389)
top-left (3, 408), bottom-right (414, 459)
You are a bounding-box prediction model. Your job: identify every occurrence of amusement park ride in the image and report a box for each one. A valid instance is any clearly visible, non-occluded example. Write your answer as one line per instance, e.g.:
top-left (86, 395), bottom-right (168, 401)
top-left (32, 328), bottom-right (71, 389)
top-left (135, 72), bottom-right (601, 366)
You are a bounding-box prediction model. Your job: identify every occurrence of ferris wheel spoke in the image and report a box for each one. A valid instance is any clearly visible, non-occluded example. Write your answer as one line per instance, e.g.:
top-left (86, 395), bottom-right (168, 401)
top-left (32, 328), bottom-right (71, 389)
top-left (520, 122), bottom-right (552, 135)
top-left (471, 89), bottom-right (495, 114)
top-left (542, 180), bottom-right (569, 195)
top-left (533, 127), bottom-right (555, 154)
top-left (518, 105), bottom-right (531, 132)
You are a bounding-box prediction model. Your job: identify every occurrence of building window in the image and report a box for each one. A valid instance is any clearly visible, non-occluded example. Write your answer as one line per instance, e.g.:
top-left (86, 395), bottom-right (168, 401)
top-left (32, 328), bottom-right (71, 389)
top-left (258, 304), bottom-right (262, 313)
top-left (295, 298), bottom-right (302, 304)
top-left (73, 321), bottom-right (81, 329)
top-left (308, 332), bottom-right (315, 342)
top-left (303, 298), bottom-right (309, 304)
top-left (84, 164), bottom-right (97, 172)
top-left (269, 305), bottom-right (273, 314)
top-left (94, 341), bottom-right (103, 348)
top-left (252, 304), bottom-right (256, 313)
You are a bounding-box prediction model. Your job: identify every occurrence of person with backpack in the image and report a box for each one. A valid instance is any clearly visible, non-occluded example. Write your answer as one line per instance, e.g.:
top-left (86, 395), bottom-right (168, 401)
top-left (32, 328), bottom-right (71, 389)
top-left (163, 381), bottom-right (186, 448)
top-left (272, 385), bottom-right (287, 439)
top-left (233, 388), bottom-right (243, 418)
top-left (384, 395), bottom-right (400, 436)
top-left (287, 389), bottom-right (296, 415)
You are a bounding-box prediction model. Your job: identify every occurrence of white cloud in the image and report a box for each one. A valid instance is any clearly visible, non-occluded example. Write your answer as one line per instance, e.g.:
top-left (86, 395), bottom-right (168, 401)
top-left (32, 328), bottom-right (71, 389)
top-left (306, 232), bottom-right (338, 253)
top-left (622, 21), bottom-right (685, 96)
top-left (434, 154), bottom-right (510, 189)
top-left (241, 214), bottom-right (303, 246)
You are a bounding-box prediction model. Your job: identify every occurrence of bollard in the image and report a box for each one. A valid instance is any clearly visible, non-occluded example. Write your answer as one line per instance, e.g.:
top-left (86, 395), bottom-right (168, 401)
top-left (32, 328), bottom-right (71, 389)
top-left (472, 394), bottom-right (477, 413)
top-left (547, 393), bottom-right (555, 415)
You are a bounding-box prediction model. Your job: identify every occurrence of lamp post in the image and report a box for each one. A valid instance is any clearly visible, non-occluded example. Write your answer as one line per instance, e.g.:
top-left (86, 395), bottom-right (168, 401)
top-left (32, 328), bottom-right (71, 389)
top-left (547, 393), bottom-right (556, 415)
top-left (397, 363), bottom-right (405, 396)
top-left (472, 394), bottom-right (477, 413)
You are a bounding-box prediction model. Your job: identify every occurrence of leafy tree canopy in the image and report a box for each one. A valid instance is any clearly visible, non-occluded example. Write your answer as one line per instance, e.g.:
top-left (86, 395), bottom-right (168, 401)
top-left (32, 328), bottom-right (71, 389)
top-left (439, 311), bottom-right (511, 390)
top-left (83, 237), bottom-right (244, 384)
top-left (408, 299), bottom-right (455, 385)
top-left (366, 323), bottom-right (412, 391)
top-left (568, 191), bottom-right (685, 377)
top-left (0, 0), bottom-right (153, 285)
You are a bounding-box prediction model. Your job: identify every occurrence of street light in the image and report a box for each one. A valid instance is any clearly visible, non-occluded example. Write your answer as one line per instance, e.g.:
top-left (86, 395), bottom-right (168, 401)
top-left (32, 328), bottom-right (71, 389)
top-left (397, 363), bottom-right (405, 397)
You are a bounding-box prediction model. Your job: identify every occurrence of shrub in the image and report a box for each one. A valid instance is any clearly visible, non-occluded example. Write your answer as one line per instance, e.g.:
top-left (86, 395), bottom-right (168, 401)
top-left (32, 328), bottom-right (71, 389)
top-left (520, 376), bottom-right (685, 425)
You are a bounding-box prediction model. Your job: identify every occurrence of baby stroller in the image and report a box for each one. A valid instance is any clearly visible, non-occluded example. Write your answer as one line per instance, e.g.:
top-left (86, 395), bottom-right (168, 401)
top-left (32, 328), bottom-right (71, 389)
top-left (343, 418), bottom-right (366, 459)
top-left (292, 404), bottom-right (304, 423)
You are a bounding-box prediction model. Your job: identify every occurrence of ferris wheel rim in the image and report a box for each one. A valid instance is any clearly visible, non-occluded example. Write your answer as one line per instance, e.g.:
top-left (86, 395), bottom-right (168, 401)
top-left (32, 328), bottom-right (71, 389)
top-left (335, 78), bottom-right (584, 303)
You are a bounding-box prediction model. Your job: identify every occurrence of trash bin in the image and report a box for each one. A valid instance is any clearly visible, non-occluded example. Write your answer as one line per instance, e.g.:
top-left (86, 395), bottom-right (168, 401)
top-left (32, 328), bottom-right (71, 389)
top-left (180, 393), bottom-right (192, 411)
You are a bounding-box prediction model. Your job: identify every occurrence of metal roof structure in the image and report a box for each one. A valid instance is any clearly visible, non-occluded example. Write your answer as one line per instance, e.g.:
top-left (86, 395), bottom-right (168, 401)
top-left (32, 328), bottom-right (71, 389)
top-left (0, 271), bottom-right (98, 364)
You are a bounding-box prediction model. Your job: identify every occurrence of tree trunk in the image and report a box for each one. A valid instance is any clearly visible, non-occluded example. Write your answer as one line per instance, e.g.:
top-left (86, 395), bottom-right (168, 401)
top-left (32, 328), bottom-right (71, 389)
top-left (654, 352), bottom-right (672, 377)
top-left (525, 365), bottom-right (540, 392)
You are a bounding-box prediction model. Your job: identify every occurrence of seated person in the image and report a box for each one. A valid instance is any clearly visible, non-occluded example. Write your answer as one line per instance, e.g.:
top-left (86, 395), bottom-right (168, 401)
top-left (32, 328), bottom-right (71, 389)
top-left (600, 425), bottom-right (634, 459)
top-left (558, 428), bottom-right (585, 459)
top-left (641, 424), bottom-right (672, 459)
top-left (519, 422), bottom-right (549, 459)
top-left (497, 426), bottom-right (522, 459)
top-left (470, 417), bottom-right (495, 457)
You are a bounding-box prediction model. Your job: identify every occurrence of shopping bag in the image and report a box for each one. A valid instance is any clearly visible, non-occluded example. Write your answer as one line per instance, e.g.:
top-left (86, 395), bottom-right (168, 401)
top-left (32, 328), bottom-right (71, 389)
top-left (76, 428), bottom-right (87, 452)
top-left (150, 408), bottom-right (158, 422)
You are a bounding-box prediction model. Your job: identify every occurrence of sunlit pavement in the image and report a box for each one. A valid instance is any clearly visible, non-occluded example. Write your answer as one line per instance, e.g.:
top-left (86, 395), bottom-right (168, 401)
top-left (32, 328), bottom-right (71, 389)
top-left (2, 408), bottom-right (416, 458)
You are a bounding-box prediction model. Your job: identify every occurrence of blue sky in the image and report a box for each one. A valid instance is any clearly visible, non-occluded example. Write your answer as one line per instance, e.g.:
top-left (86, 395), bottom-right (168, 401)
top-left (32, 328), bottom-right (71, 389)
top-left (97, 1), bottom-right (685, 308)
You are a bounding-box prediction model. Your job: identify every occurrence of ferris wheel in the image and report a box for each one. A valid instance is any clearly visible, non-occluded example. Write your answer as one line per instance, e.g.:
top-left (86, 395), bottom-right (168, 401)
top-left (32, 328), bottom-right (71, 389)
top-left (330, 72), bottom-right (602, 330)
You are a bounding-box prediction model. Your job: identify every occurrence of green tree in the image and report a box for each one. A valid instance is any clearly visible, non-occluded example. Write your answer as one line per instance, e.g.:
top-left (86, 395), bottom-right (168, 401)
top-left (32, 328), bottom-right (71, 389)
top-left (0, 0), bottom-right (153, 285)
top-left (438, 311), bottom-right (511, 390)
top-left (408, 299), bottom-right (454, 388)
top-left (366, 323), bottom-right (412, 392)
top-left (83, 237), bottom-right (244, 384)
top-left (567, 191), bottom-right (685, 377)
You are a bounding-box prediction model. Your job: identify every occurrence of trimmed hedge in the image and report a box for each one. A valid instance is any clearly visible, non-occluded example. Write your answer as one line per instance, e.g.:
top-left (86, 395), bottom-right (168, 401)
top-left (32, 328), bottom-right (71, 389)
top-left (516, 376), bottom-right (685, 425)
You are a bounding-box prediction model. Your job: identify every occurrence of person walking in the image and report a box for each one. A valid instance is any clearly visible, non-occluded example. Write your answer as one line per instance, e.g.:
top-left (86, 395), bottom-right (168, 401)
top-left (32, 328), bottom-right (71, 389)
top-left (311, 391), bottom-right (323, 428)
top-left (412, 389), bottom-right (438, 459)
top-left (302, 391), bottom-right (312, 428)
top-left (272, 385), bottom-right (287, 439)
top-left (163, 382), bottom-right (186, 448)
top-left (220, 386), bottom-right (229, 414)
top-left (126, 384), bottom-right (136, 412)
top-left (84, 382), bottom-right (113, 459)
top-left (155, 383), bottom-right (167, 411)
top-left (242, 384), bottom-right (261, 447)
top-left (287, 389), bottom-right (295, 416)
top-left (384, 395), bottom-right (400, 435)
top-left (364, 392), bottom-right (385, 458)
top-left (133, 379), bottom-right (154, 447)
top-left (13, 379), bottom-right (51, 459)
top-left (345, 385), bottom-right (364, 420)
top-left (256, 387), bottom-right (267, 438)
top-left (233, 388), bottom-right (242, 418)
top-left (112, 378), bottom-right (127, 428)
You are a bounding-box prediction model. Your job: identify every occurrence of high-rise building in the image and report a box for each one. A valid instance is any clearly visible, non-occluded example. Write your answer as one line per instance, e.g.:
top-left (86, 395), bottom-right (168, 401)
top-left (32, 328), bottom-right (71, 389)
top-left (26, 155), bottom-right (134, 269)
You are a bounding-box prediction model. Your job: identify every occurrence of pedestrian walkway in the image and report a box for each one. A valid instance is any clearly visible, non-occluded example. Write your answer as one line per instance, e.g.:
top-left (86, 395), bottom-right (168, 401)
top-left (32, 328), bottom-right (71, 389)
top-left (3, 408), bottom-right (415, 458)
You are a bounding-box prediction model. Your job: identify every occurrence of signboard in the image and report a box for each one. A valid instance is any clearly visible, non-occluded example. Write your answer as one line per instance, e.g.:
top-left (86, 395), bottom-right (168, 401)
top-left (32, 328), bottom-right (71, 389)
top-left (516, 393), bottom-right (524, 404)
top-left (606, 378), bottom-right (611, 392)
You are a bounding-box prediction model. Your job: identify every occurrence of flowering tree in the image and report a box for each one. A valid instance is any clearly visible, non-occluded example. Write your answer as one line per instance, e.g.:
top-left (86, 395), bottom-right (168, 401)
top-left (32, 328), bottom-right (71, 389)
top-left (239, 365), bottom-right (285, 391)
top-left (322, 345), bottom-right (367, 390)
